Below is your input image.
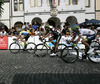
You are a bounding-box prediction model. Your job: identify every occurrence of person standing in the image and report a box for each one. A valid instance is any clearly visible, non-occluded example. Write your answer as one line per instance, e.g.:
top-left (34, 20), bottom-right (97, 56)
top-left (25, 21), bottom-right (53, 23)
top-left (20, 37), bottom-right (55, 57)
top-left (32, 22), bottom-right (38, 31)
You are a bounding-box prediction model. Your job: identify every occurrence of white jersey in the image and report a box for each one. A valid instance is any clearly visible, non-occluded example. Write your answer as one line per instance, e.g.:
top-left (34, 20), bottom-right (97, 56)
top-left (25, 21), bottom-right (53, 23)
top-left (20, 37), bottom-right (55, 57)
top-left (79, 29), bottom-right (95, 36)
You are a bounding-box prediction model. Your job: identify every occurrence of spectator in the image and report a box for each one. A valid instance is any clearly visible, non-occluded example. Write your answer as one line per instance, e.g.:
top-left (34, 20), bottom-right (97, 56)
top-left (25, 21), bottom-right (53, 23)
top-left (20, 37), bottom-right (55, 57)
top-left (13, 27), bottom-right (19, 36)
top-left (8, 29), bottom-right (14, 37)
top-left (22, 22), bottom-right (27, 30)
top-left (62, 25), bottom-right (70, 36)
top-left (35, 27), bottom-right (40, 35)
top-left (91, 25), bottom-right (97, 34)
top-left (32, 22), bottom-right (38, 31)
top-left (0, 28), bottom-right (8, 37)
top-left (30, 28), bottom-right (36, 36)
top-left (26, 22), bottom-right (30, 29)
top-left (56, 25), bottom-right (62, 33)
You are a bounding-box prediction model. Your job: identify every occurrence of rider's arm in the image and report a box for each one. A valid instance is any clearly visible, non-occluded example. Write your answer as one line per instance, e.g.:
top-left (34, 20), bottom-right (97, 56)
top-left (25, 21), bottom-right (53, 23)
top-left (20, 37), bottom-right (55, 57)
top-left (16, 34), bottom-right (21, 41)
top-left (42, 33), bottom-right (50, 38)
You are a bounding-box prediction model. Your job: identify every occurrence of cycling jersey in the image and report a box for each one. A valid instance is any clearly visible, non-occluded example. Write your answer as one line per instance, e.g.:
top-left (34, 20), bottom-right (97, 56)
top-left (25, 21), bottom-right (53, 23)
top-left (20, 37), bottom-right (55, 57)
top-left (19, 30), bottom-right (30, 41)
top-left (79, 29), bottom-right (95, 36)
top-left (79, 29), bottom-right (96, 45)
top-left (20, 30), bottom-right (30, 37)
top-left (49, 28), bottom-right (61, 42)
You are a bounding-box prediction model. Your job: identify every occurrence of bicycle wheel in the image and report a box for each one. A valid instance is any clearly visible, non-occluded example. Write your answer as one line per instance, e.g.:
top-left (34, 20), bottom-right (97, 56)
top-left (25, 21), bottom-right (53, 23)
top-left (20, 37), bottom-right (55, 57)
top-left (88, 49), bottom-right (100, 63)
top-left (57, 44), bottom-right (67, 57)
top-left (90, 41), bottom-right (100, 50)
top-left (61, 46), bottom-right (78, 63)
top-left (34, 44), bottom-right (48, 57)
top-left (9, 42), bottom-right (20, 54)
top-left (26, 42), bottom-right (36, 54)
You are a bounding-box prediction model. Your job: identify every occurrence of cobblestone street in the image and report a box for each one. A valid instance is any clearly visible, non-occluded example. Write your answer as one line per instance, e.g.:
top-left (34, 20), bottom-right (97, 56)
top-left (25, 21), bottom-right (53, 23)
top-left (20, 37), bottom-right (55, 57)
top-left (0, 50), bottom-right (100, 84)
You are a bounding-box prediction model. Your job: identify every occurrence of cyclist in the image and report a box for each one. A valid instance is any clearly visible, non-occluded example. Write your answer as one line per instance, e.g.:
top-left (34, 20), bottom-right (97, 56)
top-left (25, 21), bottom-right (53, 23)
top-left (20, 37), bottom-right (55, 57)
top-left (96, 26), bottom-right (100, 39)
top-left (71, 25), bottom-right (96, 59)
top-left (40, 25), bottom-right (62, 56)
top-left (15, 27), bottom-right (31, 50)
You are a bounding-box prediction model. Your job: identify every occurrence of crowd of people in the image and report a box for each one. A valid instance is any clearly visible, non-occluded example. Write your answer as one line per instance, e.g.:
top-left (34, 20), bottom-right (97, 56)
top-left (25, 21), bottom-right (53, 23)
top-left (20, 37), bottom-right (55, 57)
top-left (0, 21), bottom-right (100, 39)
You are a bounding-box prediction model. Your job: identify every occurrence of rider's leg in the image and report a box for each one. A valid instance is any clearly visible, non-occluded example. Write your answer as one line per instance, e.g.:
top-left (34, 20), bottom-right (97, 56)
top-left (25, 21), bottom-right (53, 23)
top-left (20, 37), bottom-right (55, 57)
top-left (81, 38), bottom-right (90, 48)
top-left (81, 38), bottom-right (90, 55)
top-left (49, 37), bottom-right (55, 45)
top-left (54, 41), bottom-right (59, 53)
top-left (75, 35), bottom-right (81, 44)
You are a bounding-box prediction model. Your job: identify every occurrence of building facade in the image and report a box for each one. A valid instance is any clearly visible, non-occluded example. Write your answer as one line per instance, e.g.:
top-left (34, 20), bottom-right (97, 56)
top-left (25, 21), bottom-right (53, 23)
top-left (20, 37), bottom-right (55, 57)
top-left (0, 0), bottom-right (96, 30)
top-left (0, 0), bottom-right (10, 31)
top-left (96, 0), bottom-right (100, 20)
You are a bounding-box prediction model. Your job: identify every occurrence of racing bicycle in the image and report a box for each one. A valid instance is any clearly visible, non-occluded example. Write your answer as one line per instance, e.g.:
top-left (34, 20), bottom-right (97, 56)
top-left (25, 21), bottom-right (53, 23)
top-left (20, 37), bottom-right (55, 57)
top-left (9, 38), bottom-right (36, 54)
top-left (34, 38), bottom-right (68, 57)
top-left (61, 39), bottom-right (100, 63)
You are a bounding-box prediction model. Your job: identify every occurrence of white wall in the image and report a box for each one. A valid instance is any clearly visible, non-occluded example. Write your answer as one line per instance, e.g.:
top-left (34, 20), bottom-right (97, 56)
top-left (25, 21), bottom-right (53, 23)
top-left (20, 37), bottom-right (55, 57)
top-left (0, 3), bottom-right (10, 28)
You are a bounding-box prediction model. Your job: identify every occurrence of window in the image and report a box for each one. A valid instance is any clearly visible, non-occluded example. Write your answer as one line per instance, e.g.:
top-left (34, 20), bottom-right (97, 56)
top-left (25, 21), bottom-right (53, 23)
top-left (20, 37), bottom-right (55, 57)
top-left (85, 0), bottom-right (90, 7)
top-left (72, 0), bottom-right (77, 5)
top-left (30, 0), bottom-right (42, 7)
top-left (14, 3), bottom-right (18, 11)
top-left (47, 0), bottom-right (60, 7)
top-left (14, 0), bottom-right (23, 11)
top-left (54, 0), bottom-right (60, 6)
top-left (30, 0), bottom-right (35, 6)
top-left (65, 0), bottom-right (70, 5)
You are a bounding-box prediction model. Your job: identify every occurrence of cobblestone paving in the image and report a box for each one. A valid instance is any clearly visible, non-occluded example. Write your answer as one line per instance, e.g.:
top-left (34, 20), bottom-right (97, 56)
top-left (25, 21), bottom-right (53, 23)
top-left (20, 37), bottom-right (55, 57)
top-left (0, 50), bottom-right (100, 84)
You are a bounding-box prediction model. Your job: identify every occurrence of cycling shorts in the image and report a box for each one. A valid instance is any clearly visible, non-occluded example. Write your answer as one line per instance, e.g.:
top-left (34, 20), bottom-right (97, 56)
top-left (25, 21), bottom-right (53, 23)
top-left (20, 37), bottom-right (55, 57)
top-left (86, 34), bottom-right (96, 45)
top-left (52, 34), bottom-right (61, 42)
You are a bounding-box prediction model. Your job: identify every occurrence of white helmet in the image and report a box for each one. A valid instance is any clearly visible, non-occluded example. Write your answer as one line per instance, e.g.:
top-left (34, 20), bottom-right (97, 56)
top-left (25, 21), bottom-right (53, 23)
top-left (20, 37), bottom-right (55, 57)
top-left (97, 27), bottom-right (100, 30)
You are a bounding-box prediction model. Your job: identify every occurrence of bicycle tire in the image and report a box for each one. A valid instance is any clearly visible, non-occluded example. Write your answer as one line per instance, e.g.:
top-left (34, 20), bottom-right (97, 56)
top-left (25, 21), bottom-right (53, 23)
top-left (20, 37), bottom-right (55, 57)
top-left (26, 42), bottom-right (36, 54)
top-left (88, 49), bottom-right (100, 63)
top-left (34, 44), bottom-right (48, 57)
top-left (90, 41), bottom-right (100, 50)
top-left (57, 44), bottom-right (68, 57)
top-left (9, 42), bottom-right (20, 54)
top-left (61, 46), bottom-right (78, 63)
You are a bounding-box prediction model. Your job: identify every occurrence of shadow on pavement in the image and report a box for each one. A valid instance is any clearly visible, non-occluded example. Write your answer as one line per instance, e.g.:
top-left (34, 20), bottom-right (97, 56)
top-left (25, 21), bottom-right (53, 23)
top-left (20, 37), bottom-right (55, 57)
top-left (12, 73), bottom-right (100, 84)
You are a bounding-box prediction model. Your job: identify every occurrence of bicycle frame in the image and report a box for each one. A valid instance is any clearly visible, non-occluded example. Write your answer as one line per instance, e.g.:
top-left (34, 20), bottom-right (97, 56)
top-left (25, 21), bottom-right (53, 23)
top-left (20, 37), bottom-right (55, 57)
top-left (41, 40), bottom-right (53, 50)
top-left (75, 44), bottom-right (85, 57)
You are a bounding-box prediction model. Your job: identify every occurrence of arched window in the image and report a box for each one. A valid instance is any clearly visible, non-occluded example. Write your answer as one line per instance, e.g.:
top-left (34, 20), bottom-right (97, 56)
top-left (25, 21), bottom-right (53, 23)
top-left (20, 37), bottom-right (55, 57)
top-left (30, 0), bottom-right (42, 7)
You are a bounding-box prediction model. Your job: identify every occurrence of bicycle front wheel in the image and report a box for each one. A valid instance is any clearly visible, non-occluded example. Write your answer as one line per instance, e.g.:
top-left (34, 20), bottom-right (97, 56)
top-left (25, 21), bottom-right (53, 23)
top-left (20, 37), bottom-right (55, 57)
top-left (61, 46), bottom-right (78, 63)
top-left (88, 49), bottom-right (100, 63)
top-left (9, 42), bottom-right (20, 54)
top-left (26, 42), bottom-right (36, 54)
top-left (34, 44), bottom-right (48, 57)
top-left (57, 44), bottom-right (67, 57)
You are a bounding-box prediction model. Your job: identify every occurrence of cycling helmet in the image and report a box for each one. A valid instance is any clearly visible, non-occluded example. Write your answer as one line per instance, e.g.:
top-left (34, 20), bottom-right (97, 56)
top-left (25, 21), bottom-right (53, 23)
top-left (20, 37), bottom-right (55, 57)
top-left (45, 25), bottom-right (50, 29)
top-left (72, 24), bottom-right (79, 31)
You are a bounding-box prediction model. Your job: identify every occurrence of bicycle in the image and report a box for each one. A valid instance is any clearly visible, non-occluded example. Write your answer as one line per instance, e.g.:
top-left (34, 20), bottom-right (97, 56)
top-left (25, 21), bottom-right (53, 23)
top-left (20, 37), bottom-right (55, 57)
top-left (34, 38), bottom-right (68, 57)
top-left (9, 38), bottom-right (36, 54)
top-left (61, 39), bottom-right (100, 63)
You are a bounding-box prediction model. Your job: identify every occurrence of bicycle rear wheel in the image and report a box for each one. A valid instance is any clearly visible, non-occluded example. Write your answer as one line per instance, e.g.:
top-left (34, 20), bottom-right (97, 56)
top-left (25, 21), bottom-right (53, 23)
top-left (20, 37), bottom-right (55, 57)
top-left (34, 44), bottom-right (48, 57)
top-left (9, 42), bottom-right (20, 54)
top-left (61, 46), bottom-right (78, 63)
top-left (88, 49), bottom-right (100, 63)
top-left (26, 42), bottom-right (36, 54)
